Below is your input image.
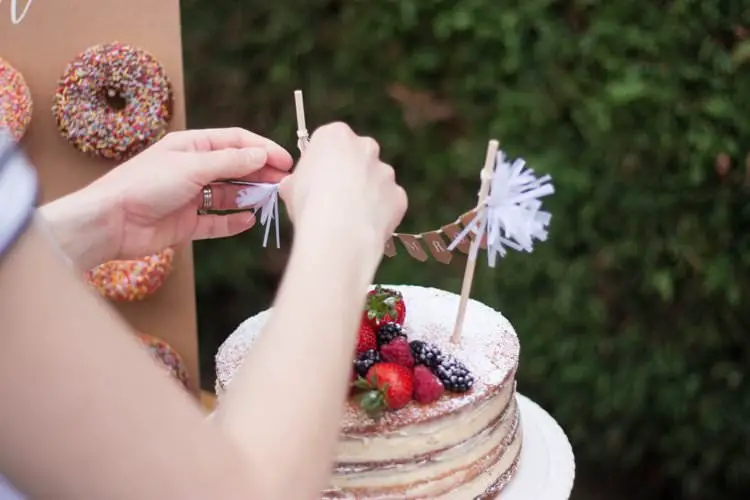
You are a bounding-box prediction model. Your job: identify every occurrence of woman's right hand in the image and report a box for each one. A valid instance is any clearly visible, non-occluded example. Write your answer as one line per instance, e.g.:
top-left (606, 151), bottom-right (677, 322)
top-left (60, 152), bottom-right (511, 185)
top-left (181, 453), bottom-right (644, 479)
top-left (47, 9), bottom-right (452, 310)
top-left (280, 122), bottom-right (407, 253)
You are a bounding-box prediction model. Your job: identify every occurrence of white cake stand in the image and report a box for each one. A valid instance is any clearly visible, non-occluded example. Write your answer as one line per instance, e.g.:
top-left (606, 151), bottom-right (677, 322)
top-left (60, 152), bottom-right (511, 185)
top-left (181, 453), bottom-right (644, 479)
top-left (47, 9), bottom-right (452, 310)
top-left (501, 393), bottom-right (575, 500)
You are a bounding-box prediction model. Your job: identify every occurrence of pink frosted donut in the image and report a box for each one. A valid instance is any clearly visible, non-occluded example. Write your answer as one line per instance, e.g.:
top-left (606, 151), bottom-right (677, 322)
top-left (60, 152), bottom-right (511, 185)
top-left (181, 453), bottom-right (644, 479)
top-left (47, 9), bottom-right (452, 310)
top-left (86, 247), bottom-right (175, 301)
top-left (136, 333), bottom-right (191, 391)
top-left (0, 57), bottom-right (33, 141)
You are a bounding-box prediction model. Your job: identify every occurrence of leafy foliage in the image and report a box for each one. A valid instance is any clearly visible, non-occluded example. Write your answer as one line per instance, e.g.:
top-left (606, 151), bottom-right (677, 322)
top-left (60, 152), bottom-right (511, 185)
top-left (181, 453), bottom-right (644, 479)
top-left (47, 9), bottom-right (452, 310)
top-left (182, 1), bottom-right (750, 497)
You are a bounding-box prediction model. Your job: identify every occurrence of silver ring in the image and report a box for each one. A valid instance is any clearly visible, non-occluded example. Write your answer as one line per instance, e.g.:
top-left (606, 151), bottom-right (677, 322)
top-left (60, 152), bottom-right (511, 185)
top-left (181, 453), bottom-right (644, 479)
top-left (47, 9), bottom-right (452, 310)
top-left (198, 185), bottom-right (213, 215)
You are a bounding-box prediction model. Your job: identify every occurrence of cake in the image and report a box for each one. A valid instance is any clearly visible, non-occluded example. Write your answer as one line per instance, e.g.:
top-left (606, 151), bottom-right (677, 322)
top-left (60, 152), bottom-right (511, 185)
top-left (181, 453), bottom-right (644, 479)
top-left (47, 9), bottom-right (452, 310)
top-left (215, 285), bottom-right (522, 499)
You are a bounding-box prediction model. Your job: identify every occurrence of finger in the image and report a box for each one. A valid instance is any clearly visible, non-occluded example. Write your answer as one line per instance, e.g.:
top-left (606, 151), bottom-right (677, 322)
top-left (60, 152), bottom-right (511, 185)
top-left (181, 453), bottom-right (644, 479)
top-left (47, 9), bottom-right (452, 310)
top-left (189, 147), bottom-right (268, 183)
top-left (199, 182), bottom-right (282, 211)
top-left (310, 122), bottom-right (355, 143)
top-left (192, 212), bottom-right (256, 241)
top-left (379, 162), bottom-right (396, 183)
top-left (360, 137), bottom-right (380, 159)
top-left (233, 166), bottom-right (289, 184)
top-left (388, 185), bottom-right (409, 235)
top-left (163, 128), bottom-right (294, 170)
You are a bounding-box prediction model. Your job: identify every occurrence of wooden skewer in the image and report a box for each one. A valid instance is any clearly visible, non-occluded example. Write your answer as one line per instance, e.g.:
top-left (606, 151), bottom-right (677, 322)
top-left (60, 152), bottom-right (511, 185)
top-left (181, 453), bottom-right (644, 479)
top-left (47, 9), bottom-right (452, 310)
top-left (451, 139), bottom-right (499, 344)
top-left (294, 90), bottom-right (309, 152)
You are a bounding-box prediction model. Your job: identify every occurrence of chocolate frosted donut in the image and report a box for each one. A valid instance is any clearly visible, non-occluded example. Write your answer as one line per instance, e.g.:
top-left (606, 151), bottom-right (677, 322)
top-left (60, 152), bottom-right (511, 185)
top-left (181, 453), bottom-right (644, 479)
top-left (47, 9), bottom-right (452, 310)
top-left (53, 42), bottom-right (173, 160)
top-left (0, 57), bottom-right (33, 141)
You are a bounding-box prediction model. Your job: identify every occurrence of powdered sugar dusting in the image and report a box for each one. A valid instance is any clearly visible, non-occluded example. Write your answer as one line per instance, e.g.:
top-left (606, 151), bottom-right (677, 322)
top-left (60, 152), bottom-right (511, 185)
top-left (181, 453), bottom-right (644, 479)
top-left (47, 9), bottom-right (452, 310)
top-left (216, 285), bottom-right (519, 432)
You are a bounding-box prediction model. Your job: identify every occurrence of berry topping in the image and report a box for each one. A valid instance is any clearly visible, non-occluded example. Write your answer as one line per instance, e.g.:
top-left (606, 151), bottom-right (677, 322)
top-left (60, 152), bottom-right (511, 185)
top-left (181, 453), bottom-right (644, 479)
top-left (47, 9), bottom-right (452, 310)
top-left (434, 354), bottom-right (474, 393)
top-left (355, 362), bottom-right (414, 416)
top-left (354, 349), bottom-right (381, 378)
top-left (409, 340), bottom-right (443, 369)
top-left (413, 365), bottom-right (445, 404)
top-left (380, 337), bottom-right (415, 368)
top-left (363, 286), bottom-right (406, 329)
top-left (356, 322), bottom-right (377, 355)
top-left (377, 322), bottom-right (406, 347)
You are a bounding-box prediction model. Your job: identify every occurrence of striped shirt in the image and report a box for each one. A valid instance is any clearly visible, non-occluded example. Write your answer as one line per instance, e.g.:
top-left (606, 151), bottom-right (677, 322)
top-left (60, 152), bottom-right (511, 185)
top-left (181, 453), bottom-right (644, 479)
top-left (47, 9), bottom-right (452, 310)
top-left (0, 129), bottom-right (37, 262)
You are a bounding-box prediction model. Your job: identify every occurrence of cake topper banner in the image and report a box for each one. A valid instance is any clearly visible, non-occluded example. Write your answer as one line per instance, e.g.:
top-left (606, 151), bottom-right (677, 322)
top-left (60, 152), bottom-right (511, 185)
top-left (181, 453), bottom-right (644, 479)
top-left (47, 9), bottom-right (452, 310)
top-left (228, 90), bottom-right (554, 271)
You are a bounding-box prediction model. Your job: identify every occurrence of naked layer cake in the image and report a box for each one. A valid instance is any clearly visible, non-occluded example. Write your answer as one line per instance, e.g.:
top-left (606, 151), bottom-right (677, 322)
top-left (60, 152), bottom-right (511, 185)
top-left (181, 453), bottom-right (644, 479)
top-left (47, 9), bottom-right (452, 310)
top-left (215, 285), bottom-right (521, 499)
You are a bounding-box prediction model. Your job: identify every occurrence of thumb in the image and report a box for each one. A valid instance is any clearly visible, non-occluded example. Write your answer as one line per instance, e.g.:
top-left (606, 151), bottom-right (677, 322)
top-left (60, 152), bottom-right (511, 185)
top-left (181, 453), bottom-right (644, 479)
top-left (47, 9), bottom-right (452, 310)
top-left (190, 147), bottom-right (268, 182)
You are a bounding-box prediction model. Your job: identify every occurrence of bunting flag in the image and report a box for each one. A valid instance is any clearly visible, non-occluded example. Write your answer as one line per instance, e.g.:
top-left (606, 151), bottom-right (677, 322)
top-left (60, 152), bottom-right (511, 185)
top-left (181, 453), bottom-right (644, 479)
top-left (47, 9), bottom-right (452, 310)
top-left (229, 91), bottom-right (555, 269)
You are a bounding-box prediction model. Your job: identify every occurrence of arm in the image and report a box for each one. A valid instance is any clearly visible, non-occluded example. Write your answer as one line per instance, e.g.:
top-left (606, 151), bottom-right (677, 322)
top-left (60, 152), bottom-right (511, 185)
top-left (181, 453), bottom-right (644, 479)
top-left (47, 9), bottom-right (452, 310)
top-left (0, 220), bottom-right (260, 499)
top-left (38, 190), bottom-right (118, 269)
top-left (214, 216), bottom-right (381, 499)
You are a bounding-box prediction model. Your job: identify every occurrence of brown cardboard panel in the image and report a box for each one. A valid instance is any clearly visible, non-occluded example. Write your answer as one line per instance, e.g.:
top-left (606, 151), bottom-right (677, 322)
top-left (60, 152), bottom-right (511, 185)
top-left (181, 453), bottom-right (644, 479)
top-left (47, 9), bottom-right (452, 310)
top-left (0, 0), bottom-right (200, 394)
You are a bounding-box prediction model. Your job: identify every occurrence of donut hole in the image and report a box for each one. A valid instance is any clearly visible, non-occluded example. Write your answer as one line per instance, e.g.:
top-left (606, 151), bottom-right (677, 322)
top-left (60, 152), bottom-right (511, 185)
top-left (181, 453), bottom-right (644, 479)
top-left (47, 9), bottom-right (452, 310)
top-left (103, 88), bottom-right (127, 111)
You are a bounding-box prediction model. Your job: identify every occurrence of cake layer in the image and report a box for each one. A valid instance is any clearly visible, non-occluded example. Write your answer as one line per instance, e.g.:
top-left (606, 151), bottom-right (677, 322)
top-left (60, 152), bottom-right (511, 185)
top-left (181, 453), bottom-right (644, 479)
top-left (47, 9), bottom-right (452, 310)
top-left (337, 382), bottom-right (515, 464)
top-left (327, 395), bottom-right (521, 499)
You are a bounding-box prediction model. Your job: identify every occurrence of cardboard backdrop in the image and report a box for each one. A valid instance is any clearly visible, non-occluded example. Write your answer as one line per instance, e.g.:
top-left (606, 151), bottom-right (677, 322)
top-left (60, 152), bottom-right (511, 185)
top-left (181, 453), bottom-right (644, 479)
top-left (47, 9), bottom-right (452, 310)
top-left (0, 0), bottom-right (200, 393)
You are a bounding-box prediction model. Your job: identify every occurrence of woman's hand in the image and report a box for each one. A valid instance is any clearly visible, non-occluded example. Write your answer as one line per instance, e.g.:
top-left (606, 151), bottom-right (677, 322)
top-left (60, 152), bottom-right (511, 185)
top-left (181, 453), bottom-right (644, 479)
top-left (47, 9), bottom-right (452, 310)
top-left (280, 122), bottom-right (407, 264)
top-left (41, 128), bottom-right (293, 269)
top-left (219, 123), bottom-right (407, 498)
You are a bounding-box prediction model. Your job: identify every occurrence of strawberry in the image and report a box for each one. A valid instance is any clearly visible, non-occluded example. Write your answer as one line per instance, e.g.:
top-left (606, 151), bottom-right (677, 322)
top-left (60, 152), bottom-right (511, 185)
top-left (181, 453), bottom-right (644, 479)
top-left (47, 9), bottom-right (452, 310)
top-left (355, 322), bottom-right (377, 355)
top-left (363, 286), bottom-right (406, 329)
top-left (413, 365), bottom-right (444, 404)
top-left (380, 337), bottom-right (414, 368)
top-left (355, 363), bottom-right (414, 416)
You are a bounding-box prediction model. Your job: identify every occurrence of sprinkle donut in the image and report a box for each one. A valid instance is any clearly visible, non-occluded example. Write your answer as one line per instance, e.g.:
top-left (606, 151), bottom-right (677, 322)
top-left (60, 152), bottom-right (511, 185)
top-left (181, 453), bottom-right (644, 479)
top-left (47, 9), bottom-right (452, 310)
top-left (137, 333), bottom-right (191, 391)
top-left (0, 57), bottom-right (33, 141)
top-left (53, 42), bottom-right (173, 160)
top-left (86, 247), bottom-right (175, 301)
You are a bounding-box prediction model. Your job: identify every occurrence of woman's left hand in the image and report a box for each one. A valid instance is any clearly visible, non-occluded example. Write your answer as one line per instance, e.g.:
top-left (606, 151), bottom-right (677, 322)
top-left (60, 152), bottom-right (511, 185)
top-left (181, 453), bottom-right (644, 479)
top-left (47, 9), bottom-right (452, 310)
top-left (41, 128), bottom-right (294, 269)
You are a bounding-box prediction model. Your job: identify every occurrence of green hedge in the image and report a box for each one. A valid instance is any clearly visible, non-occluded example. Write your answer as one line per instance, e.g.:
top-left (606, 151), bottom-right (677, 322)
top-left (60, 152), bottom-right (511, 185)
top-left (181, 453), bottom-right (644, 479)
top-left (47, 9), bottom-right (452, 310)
top-left (182, 1), bottom-right (750, 498)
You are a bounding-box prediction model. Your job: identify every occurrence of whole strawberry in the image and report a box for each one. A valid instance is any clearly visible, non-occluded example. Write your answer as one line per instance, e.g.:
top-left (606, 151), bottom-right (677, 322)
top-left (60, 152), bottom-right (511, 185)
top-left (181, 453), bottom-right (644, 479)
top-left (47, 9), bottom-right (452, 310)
top-left (413, 365), bottom-right (444, 404)
top-left (355, 322), bottom-right (377, 355)
top-left (380, 337), bottom-right (414, 368)
top-left (355, 363), bottom-right (414, 416)
top-left (363, 286), bottom-right (406, 330)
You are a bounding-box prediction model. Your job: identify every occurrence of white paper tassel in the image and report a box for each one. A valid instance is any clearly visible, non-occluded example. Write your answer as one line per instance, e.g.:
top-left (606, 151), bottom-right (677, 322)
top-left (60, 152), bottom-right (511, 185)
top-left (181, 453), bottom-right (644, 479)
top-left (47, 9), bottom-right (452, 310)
top-left (235, 183), bottom-right (281, 248)
top-left (447, 151), bottom-right (554, 267)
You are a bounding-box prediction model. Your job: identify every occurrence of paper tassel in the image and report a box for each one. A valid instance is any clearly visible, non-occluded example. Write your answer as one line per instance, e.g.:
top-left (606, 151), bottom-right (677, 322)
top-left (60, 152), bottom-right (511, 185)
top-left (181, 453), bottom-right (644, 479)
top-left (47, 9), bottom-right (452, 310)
top-left (235, 183), bottom-right (281, 248)
top-left (447, 151), bottom-right (554, 267)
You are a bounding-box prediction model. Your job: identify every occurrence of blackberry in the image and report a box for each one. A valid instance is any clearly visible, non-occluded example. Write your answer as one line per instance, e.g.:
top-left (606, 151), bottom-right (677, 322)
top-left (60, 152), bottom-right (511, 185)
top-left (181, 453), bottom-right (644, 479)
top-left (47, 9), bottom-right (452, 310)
top-left (434, 355), bottom-right (474, 393)
top-left (354, 349), bottom-right (381, 377)
top-left (409, 340), bottom-right (443, 369)
top-left (377, 322), bottom-right (406, 346)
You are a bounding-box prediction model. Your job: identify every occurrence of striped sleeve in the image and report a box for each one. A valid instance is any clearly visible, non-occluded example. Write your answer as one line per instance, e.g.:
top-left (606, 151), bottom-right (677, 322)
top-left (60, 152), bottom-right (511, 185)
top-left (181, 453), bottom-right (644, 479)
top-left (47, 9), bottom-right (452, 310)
top-left (0, 130), bottom-right (38, 260)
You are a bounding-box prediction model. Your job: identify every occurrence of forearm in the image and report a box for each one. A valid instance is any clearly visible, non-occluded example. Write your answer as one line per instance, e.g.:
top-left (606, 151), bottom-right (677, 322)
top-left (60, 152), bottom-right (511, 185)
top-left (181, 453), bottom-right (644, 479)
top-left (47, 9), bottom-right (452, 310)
top-left (0, 220), bottom-right (258, 499)
top-left (38, 189), bottom-right (117, 269)
top-left (216, 219), bottom-right (381, 499)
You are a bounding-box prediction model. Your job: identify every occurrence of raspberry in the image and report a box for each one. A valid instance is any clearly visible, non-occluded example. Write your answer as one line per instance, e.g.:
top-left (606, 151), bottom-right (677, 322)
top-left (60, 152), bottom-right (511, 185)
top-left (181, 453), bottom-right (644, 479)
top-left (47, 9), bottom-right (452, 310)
top-left (356, 323), bottom-right (377, 355)
top-left (413, 365), bottom-right (444, 404)
top-left (380, 337), bottom-right (415, 368)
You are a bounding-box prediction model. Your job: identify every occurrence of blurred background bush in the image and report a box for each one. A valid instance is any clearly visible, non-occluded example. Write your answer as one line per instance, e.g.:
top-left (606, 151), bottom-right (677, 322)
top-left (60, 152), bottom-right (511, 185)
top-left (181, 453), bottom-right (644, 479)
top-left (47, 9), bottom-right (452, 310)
top-left (181, 1), bottom-right (750, 498)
